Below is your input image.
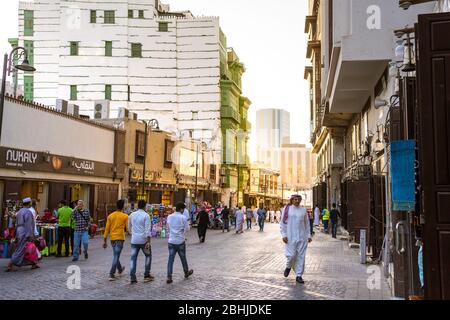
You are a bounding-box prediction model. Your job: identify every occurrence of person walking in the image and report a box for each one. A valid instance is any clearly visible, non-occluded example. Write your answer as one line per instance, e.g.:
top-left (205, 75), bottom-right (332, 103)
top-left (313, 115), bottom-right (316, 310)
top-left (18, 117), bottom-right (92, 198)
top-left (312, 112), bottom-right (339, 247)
top-left (221, 206), bottom-right (230, 232)
top-left (56, 200), bottom-right (72, 257)
top-left (330, 203), bottom-right (341, 239)
top-left (103, 199), bottom-right (128, 281)
top-left (245, 207), bottom-right (253, 230)
top-left (197, 206), bottom-right (209, 243)
top-left (313, 205), bottom-right (320, 229)
top-left (235, 207), bottom-right (244, 234)
top-left (128, 200), bottom-right (153, 284)
top-left (257, 204), bottom-right (267, 232)
top-left (6, 198), bottom-right (40, 272)
top-left (253, 207), bottom-right (259, 227)
top-left (166, 203), bottom-right (194, 284)
top-left (308, 208), bottom-right (315, 236)
top-left (280, 195), bottom-right (312, 284)
top-left (276, 208), bottom-right (281, 224)
top-left (71, 200), bottom-right (91, 262)
top-left (322, 207), bottom-right (330, 234)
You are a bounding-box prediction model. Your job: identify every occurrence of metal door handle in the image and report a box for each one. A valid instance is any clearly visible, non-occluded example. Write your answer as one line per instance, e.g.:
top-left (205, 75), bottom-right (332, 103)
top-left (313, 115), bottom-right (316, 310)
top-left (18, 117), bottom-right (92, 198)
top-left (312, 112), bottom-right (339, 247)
top-left (396, 221), bottom-right (406, 255)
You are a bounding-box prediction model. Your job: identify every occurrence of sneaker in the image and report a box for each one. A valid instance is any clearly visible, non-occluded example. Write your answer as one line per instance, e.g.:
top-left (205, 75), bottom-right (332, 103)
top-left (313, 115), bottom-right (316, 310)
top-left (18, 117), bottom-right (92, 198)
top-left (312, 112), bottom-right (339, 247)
top-left (72, 258), bottom-right (78, 262)
top-left (167, 277), bottom-right (173, 284)
top-left (130, 279), bottom-right (137, 285)
top-left (109, 275), bottom-right (116, 281)
top-left (118, 266), bottom-right (125, 275)
top-left (84, 252), bottom-right (88, 259)
top-left (144, 275), bottom-right (155, 283)
top-left (184, 270), bottom-right (194, 279)
top-left (284, 268), bottom-right (291, 278)
top-left (296, 276), bottom-right (305, 284)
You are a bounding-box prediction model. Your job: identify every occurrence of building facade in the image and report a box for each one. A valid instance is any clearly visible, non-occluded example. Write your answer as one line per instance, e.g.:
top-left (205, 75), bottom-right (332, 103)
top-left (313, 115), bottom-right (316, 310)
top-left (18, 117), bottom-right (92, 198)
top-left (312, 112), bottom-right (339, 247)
top-left (305, 0), bottom-right (447, 300)
top-left (0, 95), bottom-right (124, 232)
top-left (15, 0), bottom-right (251, 207)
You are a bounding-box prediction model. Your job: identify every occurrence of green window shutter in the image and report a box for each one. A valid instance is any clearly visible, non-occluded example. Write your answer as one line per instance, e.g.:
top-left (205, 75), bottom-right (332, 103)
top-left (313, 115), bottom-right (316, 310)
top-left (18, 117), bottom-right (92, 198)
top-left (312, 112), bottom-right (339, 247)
top-left (128, 10), bottom-right (133, 18)
top-left (105, 85), bottom-right (112, 100)
top-left (105, 41), bottom-right (112, 56)
top-left (24, 10), bottom-right (34, 36)
top-left (70, 42), bottom-right (78, 56)
top-left (70, 85), bottom-right (77, 100)
top-left (158, 22), bottom-right (168, 32)
top-left (24, 75), bottom-right (34, 101)
top-left (24, 40), bottom-right (34, 67)
top-left (90, 10), bottom-right (96, 23)
top-left (131, 43), bottom-right (142, 58)
top-left (139, 10), bottom-right (144, 19)
top-left (104, 10), bottom-right (115, 24)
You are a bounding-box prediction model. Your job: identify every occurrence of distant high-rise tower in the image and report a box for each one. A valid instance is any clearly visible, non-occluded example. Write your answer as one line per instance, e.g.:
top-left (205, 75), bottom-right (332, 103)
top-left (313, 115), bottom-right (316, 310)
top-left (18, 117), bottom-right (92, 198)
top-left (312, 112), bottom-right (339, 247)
top-left (256, 108), bottom-right (290, 167)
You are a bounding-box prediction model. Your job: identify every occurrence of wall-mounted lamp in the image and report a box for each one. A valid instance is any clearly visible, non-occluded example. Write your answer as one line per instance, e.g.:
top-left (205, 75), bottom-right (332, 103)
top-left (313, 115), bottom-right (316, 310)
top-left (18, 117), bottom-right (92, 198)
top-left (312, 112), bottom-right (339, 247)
top-left (374, 98), bottom-right (389, 109)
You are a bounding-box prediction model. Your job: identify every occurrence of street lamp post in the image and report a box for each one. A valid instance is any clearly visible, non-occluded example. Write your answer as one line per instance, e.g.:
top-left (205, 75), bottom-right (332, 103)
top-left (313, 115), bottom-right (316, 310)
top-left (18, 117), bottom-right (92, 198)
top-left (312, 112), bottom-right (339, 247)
top-left (0, 47), bottom-right (36, 142)
top-left (141, 119), bottom-right (160, 201)
top-left (194, 142), bottom-right (199, 203)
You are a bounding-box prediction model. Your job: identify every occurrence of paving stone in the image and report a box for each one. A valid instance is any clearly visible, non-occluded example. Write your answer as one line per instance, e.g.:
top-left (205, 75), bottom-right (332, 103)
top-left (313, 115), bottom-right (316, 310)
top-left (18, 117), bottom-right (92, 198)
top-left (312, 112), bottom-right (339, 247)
top-left (0, 223), bottom-right (392, 300)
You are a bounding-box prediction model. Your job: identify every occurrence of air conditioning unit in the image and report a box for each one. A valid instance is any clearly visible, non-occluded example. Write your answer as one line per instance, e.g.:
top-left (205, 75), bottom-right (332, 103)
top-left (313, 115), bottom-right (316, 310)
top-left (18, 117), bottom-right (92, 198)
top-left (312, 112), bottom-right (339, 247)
top-left (55, 99), bottom-right (68, 113)
top-left (129, 112), bottom-right (138, 121)
top-left (94, 100), bottom-right (110, 119)
top-left (67, 104), bottom-right (79, 117)
top-left (220, 177), bottom-right (227, 185)
top-left (220, 168), bottom-right (226, 176)
top-left (118, 107), bottom-right (129, 119)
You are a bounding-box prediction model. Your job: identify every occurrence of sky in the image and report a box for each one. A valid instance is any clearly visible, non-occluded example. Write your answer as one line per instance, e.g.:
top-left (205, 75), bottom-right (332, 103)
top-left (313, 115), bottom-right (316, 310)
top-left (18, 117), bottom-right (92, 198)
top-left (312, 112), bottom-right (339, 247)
top-left (0, 0), bottom-right (311, 160)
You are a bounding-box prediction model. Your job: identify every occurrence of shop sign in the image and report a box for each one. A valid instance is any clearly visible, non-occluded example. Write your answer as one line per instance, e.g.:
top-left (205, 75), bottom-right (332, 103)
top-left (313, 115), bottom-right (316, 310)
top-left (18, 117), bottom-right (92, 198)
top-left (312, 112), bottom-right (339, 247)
top-left (5, 149), bottom-right (38, 167)
top-left (130, 170), bottom-right (163, 182)
top-left (72, 159), bottom-right (95, 175)
top-left (0, 147), bottom-right (114, 178)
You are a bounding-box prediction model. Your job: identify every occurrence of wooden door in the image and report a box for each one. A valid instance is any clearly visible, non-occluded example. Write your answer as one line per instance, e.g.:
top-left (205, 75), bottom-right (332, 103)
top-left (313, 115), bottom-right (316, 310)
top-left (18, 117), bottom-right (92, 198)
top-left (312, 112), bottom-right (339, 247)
top-left (417, 13), bottom-right (450, 300)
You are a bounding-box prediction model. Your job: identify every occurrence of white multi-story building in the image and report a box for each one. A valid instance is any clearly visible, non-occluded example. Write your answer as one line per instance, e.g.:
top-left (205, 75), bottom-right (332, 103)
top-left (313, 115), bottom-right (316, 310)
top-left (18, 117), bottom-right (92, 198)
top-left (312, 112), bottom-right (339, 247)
top-left (15, 0), bottom-right (223, 145)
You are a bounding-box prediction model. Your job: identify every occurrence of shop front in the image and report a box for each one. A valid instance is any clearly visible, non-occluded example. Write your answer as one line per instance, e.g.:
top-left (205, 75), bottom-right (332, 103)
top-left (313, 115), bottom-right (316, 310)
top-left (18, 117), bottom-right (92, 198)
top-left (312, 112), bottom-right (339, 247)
top-left (0, 146), bottom-right (120, 232)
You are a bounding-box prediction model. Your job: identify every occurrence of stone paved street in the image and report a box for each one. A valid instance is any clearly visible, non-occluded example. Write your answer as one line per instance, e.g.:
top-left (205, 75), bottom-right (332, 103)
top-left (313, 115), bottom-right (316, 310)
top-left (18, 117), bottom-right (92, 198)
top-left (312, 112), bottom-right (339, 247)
top-left (0, 223), bottom-right (392, 300)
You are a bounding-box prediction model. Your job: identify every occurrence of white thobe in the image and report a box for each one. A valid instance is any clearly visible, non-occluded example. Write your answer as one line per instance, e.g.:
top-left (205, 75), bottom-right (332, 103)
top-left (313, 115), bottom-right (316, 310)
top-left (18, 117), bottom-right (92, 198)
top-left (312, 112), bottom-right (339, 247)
top-left (314, 207), bottom-right (320, 226)
top-left (280, 205), bottom-right (311, 277)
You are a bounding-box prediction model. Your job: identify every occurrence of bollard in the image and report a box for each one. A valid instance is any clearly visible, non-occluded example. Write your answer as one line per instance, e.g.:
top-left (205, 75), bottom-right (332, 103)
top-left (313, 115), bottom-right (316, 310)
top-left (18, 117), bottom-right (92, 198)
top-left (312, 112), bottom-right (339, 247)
top-left (360, 229), bottom-right (367, 264)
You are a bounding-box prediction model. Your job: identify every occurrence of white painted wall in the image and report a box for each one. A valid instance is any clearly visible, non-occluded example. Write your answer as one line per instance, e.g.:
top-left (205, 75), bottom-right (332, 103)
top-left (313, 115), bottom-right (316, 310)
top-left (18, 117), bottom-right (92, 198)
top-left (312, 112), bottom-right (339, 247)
top-left (1, 98), bottom-right (115, 163)
top-left (331, 0), bottom-right (435, 61)
top-left (17, 0), bottom-right (222, 146)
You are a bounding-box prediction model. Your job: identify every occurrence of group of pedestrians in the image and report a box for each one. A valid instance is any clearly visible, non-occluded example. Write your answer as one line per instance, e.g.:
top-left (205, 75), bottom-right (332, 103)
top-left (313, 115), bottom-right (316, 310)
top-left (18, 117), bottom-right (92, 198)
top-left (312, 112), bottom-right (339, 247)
top-left (312, 203), bottom-right (341, 238)
top-left (103, 200), bottom-right (193, 284)
top-left (6, 197), bottom-right (92, 272)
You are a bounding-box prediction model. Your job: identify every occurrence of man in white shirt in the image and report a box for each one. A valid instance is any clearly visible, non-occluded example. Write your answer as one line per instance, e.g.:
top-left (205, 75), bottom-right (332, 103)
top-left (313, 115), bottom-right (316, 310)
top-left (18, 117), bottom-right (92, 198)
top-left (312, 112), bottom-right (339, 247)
top-left (166, 203), bottom-right (194, 284)
top-left (128, 200), bottom-right (153, 284)
top-left (280, 195), bottom-right (312, 284)
top-left (29, 199), bottom-right (40, 237)
top-left (183, 207), bottom-right (190, 224)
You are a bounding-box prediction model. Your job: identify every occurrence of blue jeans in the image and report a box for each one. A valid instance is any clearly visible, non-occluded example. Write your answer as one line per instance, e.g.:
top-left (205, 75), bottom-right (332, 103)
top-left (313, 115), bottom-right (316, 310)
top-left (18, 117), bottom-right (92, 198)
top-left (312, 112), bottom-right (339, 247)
top-left (110, 240), bottom-right (124, 276)
top-left (167, 242), bottom-right (189, 278)
top-left (331, 222), bottom-right (338, 238)
top-left (130, 243), bottom-right (152, 281)
top-left (323, 220), bottom-right (329, 233)
top-left (246, 218), bottom-right (252, 229)
top-left (73, 231), bottom-right (89, 259)
top-left (259, 217), bottom-right (265, 231)
top-left (309, 219), bottom-right (314, 235)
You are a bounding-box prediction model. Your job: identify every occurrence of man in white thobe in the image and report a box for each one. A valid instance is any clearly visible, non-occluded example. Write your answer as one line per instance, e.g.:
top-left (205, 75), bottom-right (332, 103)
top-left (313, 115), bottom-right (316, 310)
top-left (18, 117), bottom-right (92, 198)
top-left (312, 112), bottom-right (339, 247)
top-left (253, 207), bottom-right (259, 227)
top-left (314, 205), bottom-right (320, 227)
top-left (280, 194), bottom-right (312, 284)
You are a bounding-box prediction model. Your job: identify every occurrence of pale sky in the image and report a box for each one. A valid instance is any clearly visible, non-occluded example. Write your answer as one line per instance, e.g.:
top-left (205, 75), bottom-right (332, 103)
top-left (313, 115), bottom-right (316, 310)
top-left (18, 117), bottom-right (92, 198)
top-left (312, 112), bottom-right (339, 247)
top-left (0, 0), bottom-right (310, 160)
